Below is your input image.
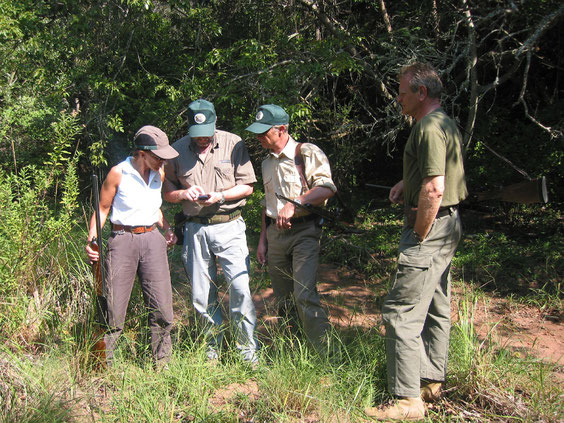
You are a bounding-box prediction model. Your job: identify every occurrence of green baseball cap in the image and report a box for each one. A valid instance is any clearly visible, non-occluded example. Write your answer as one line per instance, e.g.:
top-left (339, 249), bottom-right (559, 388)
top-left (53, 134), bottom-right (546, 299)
top-left (245, 104), bottom-right (289, 134)
top-left (188, 99), bottom-right (216, 138)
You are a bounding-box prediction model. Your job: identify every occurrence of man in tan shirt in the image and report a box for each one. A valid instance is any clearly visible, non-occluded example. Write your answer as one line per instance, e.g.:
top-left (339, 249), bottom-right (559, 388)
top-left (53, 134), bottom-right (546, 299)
top-left (246, 104), bottom-right (336, 354)
top-left (164, 99), bottom-right (258, 365)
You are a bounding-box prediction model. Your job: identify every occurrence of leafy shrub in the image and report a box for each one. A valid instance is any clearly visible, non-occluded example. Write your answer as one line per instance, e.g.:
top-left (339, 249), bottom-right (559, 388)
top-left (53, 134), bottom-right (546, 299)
top-left (0, 112), bottom-right (85, 344)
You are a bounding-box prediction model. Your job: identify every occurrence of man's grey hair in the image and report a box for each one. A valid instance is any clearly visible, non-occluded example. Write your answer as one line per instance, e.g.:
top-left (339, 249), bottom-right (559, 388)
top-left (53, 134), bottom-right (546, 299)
top-left (399, 62), bottom-right (442, 99)
top-left (273, 124), bottom-right (290, 133)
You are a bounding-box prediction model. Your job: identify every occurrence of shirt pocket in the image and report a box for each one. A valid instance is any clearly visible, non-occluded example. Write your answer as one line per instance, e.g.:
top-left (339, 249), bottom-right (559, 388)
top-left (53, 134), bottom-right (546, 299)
top-left (388, 252), bottom-right (432, 305)
top-left (182, 171), bottom-right (196, 187)
top-left (283, 172), bottom-right (305, 195)
top-left (214, 164), bottom-right (235, 190)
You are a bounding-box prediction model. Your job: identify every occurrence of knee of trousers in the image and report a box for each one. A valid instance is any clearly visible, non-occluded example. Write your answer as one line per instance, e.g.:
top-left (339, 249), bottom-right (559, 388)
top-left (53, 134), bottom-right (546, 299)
top-left (148, 308), bottom-right (174, 328)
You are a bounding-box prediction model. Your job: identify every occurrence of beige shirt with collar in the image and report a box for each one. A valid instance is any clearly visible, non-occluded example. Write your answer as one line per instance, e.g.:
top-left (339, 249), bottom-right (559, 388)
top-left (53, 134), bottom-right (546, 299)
top-left (262, 136), bottom-right (336, 218)
top-left (165, 129), bottom-right (256, 217)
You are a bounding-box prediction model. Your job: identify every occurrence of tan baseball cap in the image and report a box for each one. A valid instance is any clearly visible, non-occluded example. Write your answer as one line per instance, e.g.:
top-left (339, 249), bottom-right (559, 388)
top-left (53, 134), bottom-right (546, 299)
top-left (133, 125), bottom-right (178, 160)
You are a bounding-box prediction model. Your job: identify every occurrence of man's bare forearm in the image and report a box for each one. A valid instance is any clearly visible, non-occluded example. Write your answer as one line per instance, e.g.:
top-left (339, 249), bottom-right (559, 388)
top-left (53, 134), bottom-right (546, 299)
top-left (414, 176), bottom-right (444, 239)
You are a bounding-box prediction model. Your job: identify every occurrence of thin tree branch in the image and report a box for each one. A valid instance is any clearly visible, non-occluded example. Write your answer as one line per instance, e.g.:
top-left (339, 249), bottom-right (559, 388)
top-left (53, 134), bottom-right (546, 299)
top-left (516, 3), bottom-right (564, 58)
top-left (461, 0), bottom-right (479, 155)
top-left (379, 0), bottom-right (393, 39)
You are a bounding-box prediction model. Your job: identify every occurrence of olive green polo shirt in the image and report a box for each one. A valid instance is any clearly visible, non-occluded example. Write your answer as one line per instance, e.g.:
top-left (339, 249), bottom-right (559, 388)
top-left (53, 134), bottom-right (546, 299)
top-left (164, 129), bottom-right (256, 217)
top-left (403, 108), bottom-right (468, 208)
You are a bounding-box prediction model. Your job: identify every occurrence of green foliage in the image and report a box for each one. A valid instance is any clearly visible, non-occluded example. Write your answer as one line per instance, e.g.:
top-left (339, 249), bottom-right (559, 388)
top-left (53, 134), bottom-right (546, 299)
top-left (2, 0), bottom-right (562, 191)
top-left (320, 206), bottom-right (401, 279)
top-left (240, 189), bottom-right (264, 237)
top-left (0, 110), bottom-right (84, 341)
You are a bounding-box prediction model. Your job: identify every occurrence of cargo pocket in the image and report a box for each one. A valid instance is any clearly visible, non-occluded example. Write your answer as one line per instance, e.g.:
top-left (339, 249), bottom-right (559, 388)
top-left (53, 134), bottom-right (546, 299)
top-left (388, 252), bottom-right (432, 305)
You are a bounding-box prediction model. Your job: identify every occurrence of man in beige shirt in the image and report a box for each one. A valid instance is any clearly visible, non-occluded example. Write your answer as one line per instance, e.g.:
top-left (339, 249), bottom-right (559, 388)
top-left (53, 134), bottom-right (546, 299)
top-left (246, 104), bottom-right (336, 354)
top-left (164, 99), bottom-right (258, 365)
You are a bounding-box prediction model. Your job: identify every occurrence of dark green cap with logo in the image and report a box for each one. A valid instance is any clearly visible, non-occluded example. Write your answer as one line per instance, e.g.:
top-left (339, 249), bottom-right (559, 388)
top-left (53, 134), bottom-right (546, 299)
top-left (245, 104), bottom-right (289, 134)
top-left (188, 99), bottom-right (216, 138)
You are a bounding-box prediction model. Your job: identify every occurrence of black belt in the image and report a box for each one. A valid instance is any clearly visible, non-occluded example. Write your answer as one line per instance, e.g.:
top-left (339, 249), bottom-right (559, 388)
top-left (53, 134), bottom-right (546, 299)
top-left (436, 205), bottom-right (458, 218)
top-left (404, 205), bottom-right (458, 228)
top-left (267, 214), bottom-right (317, 226)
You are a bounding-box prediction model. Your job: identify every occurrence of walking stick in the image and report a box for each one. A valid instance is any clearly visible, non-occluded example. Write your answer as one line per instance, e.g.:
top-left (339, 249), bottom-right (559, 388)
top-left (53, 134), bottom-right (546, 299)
top-left (91, 174), bottom-right (108, 368)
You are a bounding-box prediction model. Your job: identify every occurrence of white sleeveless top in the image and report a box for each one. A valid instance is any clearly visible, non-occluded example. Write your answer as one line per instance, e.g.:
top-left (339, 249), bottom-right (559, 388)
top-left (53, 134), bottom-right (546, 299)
top-left (110, 157), bottom-right (162, 226)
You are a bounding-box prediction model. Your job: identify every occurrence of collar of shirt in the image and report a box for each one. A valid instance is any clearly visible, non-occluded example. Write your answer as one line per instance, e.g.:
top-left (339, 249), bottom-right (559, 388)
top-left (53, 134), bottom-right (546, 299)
top-left (123, 156), bottom-right (159, 186)
top-left (270, 136), bottom-right (298, 160)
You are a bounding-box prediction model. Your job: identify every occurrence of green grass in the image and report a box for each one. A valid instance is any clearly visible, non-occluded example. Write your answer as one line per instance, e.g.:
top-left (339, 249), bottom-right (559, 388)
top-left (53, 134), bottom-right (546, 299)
top-left (0, 194), bottom-right (562, 422)
top-left (454, 204), bottom-right (563, 314)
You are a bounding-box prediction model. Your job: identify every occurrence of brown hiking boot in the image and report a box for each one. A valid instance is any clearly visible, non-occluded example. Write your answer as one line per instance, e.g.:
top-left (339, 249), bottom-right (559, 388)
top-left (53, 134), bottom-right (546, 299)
top-left (420, 382), bottom-right (442, 403)
top-left (364, 397), bottom-right (425, 421)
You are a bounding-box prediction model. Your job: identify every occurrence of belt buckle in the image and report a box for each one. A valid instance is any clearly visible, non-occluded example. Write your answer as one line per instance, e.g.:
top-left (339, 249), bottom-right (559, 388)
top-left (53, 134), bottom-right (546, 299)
top-left (132, 226), bottom-right (145, 234)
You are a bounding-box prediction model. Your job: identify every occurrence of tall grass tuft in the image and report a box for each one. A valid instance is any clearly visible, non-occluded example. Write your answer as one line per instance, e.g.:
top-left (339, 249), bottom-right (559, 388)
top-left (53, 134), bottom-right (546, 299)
top-left (447, 284), bottom-right (563, 422)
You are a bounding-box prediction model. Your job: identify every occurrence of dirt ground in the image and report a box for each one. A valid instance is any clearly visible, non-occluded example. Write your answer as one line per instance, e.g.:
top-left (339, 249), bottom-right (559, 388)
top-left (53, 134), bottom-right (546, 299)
top-left (252, 262), bottom-right (564, 368)
top-left (203, 261), bottom-right (563, 421)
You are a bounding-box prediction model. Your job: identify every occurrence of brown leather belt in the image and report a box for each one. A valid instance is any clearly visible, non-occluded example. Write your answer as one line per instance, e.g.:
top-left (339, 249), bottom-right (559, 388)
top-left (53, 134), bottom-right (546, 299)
top-left (112, 223), bottom-right (157, 234)
top-left (188, 209), bottom-right (241, 225)
top-left (404, 205), bottom-right (458, 228)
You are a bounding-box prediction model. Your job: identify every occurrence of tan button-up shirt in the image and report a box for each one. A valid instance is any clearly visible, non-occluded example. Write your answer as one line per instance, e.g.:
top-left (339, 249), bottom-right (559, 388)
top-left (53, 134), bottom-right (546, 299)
top-left (262, 137), bottom-right (336, 218)
top-left (165, 130), bottom-right (256, 217)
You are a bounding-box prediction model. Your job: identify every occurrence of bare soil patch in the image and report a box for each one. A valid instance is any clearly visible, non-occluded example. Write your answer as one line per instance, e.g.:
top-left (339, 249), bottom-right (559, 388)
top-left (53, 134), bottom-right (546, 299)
top-left (185, 259), bottom-right (563, 419)
top-left (253, 263), bottom-right (563, 367)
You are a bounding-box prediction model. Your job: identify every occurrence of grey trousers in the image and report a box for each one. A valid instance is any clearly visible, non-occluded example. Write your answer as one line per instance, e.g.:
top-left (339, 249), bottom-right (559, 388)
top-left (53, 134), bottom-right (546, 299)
top-left (266, 219), bottom-right (331, 353)
top-left (181, 217), bottom-right (258, 362)
top-left (382, 210), bottom-right (462, 398)
top-left (104, 229), bottom-right (174, 366)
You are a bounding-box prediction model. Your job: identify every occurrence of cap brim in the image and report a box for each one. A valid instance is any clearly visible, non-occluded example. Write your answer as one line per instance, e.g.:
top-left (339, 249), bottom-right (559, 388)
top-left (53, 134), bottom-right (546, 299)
top-left (245, 122), bottom-right (273, 134)
top-left (189, 123), bottom-right (215, 138)
top-left (153, 145), bottom-right (179, 160)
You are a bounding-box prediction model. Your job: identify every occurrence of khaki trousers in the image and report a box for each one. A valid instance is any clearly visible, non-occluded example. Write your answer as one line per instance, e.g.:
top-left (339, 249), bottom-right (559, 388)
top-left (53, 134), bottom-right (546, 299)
top-left (266, 220), bottom-right (331, 353)
top-left (382, 210), bottom-right (462, 397)
top-left (104, 229), bottom-right (173, 366)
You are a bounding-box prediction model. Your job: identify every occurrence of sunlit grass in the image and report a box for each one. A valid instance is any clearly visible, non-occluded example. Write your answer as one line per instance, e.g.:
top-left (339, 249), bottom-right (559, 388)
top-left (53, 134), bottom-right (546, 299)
top-left (1, 196), bottom-right (562, 422)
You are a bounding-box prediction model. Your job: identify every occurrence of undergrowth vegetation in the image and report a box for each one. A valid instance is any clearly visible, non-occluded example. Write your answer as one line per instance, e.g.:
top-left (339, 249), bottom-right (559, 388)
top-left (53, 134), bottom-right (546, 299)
top-left (1, 176), bottom-right (562, 422)
top-left (1, 1), bottom-right (563, 421)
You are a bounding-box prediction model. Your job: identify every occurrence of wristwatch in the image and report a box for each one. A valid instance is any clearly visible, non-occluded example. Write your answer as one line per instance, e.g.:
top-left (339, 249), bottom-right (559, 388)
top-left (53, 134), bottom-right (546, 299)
top-left (413, 230), bottom-right (424, 243)
top-left (217, 192), bottom-right (226, 205)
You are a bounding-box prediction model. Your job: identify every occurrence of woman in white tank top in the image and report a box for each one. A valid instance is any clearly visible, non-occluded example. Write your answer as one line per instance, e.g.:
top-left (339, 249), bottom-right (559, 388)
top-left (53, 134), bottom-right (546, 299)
top-left (85, 125), bottom-right (179, 369)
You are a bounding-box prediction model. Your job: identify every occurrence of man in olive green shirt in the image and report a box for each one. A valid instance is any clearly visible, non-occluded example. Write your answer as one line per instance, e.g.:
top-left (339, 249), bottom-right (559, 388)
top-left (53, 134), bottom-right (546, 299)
top-left (366, 63), bottom-right (467, 420)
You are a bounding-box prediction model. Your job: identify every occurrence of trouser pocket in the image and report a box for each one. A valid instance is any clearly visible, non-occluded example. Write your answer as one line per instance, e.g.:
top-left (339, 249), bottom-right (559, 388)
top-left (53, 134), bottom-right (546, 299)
top-left (387, 252), bottom-right (432, 305)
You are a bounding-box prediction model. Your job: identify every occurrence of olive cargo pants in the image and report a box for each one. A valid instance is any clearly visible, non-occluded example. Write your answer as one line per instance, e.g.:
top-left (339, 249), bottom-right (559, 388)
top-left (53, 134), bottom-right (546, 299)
top-left (382, 210), bottom-right (462, 398)
top-left (266, 219), bottom-right (331, 353)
